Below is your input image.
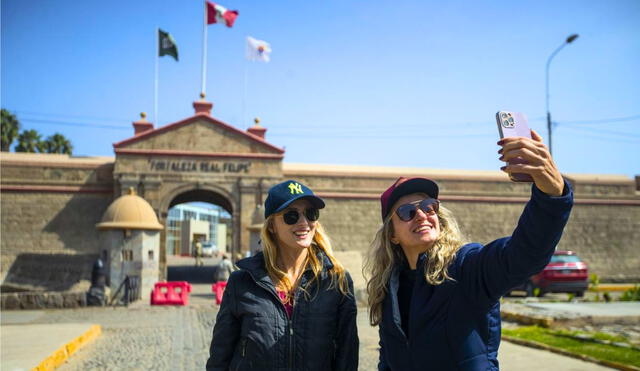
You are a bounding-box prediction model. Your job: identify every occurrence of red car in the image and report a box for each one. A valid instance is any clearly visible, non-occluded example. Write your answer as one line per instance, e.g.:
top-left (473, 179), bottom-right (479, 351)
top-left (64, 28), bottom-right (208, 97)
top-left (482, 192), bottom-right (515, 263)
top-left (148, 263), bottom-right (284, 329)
top-left (513, 250), bottom-right (589, 297)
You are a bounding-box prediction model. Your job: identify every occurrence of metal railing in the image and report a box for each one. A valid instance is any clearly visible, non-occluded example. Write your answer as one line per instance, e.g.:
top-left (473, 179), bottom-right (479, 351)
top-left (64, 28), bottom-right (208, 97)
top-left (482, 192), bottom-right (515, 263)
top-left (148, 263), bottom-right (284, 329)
top-left (109, 275), bottom-right (140, 307)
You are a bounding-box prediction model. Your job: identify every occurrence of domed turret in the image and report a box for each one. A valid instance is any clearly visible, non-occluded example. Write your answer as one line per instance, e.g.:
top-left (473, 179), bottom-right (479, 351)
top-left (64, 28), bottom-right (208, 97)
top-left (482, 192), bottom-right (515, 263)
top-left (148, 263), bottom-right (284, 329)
top-left (96, 188), bottom-right (162, 230)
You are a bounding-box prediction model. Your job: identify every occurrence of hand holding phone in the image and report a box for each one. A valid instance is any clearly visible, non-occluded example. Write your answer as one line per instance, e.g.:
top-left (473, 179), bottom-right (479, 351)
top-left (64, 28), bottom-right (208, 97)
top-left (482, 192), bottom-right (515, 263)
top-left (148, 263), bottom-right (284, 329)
top-left (496, 111), bottom-right (534, 182)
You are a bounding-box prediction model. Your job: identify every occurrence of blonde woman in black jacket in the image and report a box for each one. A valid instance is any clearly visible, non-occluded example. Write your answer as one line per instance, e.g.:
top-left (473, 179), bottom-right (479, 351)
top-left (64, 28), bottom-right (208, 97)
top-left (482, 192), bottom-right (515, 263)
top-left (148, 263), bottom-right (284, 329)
top-left (206, 180), bottom-right (359, 371)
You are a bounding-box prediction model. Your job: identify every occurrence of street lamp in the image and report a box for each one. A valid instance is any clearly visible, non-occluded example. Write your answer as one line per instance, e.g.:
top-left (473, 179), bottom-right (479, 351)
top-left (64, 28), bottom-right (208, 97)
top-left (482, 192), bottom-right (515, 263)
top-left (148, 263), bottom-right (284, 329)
top-left (545, 33), bottom-right (579, 155)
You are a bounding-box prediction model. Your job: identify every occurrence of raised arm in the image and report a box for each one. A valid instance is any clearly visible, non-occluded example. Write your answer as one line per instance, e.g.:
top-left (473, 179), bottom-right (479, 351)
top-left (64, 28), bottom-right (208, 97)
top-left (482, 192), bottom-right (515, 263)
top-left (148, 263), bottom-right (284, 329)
top-left (458, 131), bottom-right (573, 308)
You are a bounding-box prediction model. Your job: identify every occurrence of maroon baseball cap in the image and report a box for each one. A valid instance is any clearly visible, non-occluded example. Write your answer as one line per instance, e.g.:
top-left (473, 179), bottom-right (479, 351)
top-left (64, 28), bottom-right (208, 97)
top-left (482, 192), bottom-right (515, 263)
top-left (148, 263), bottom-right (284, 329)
top-left (380, 177), bottom-right (439, 221)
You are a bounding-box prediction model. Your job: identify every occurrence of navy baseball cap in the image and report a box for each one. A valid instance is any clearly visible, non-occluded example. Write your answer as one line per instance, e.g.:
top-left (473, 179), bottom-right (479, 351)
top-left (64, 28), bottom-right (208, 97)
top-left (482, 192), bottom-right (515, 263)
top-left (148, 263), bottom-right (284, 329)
top-left (380, 177), bottom-right (439, 221)
top-left (264, 180), bottom-right (325, 218)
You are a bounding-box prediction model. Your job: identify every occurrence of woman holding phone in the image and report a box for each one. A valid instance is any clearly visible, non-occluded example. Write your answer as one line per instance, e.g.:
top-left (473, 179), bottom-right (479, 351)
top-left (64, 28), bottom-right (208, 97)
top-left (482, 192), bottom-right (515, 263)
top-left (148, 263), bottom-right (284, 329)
top-left (206, 180), bottom-right (359, 371)
top-left (365, 130), bottom-right (573, 370)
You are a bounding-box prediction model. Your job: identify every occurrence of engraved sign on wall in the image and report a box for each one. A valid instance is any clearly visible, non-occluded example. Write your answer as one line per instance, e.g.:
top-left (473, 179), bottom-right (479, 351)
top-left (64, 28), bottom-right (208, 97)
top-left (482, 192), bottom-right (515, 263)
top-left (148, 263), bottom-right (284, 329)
top-left (149, 160), bottom-right (252, 173)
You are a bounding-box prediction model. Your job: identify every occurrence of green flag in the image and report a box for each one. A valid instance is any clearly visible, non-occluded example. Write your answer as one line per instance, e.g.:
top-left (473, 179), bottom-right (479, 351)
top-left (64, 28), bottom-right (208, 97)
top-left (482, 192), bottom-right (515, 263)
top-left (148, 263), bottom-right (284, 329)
top-left (158, 29), bottom-right (178, 61)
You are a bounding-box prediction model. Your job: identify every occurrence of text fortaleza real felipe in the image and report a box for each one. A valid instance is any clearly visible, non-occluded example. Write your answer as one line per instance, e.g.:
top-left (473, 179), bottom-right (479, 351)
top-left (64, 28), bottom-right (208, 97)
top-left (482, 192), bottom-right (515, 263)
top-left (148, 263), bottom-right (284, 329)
top-left (148, 160), bottom-right (251, 173)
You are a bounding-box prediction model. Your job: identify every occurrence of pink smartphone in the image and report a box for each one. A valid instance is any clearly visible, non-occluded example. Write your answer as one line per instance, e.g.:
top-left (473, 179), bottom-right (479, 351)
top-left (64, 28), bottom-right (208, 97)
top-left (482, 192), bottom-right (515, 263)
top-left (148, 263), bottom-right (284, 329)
top-left (496, 111), bottom-right (533, 182)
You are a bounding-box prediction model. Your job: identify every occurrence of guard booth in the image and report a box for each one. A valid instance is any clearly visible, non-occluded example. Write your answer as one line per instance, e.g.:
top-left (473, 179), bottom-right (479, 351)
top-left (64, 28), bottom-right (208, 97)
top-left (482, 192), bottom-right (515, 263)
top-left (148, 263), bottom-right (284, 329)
top-left (96, 188), bottom-right (163, 302)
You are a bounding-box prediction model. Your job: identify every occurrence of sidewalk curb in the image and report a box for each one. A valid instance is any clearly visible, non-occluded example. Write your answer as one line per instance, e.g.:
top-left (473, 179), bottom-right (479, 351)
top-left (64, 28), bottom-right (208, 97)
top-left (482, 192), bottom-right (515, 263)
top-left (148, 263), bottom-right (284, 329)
top-left (33, 324), bottom-right (101, 371)
top-left (501, 310), bottom-right (554, 327)
top-left (591, 284), bottom-right (639, 292)
top-left (502, 335), bottom-right (640, 371)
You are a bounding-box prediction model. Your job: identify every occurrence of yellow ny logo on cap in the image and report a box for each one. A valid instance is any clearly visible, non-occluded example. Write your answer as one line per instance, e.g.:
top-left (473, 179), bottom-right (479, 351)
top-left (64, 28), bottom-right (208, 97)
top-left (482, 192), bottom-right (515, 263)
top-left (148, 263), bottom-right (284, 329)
top-left (288, 182), bottom-right (303, 195)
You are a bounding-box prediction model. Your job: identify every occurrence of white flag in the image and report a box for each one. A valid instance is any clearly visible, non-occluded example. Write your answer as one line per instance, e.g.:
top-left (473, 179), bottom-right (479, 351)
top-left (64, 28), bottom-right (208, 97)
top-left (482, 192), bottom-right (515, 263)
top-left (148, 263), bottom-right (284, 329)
top-left (246, 36), bottom-right (272, 62)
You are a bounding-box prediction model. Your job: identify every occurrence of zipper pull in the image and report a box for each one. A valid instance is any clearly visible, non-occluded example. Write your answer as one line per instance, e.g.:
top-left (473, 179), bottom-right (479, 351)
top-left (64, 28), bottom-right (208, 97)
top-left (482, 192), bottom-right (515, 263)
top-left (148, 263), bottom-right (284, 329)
top-left (289, 320), bottom-right (293, 335)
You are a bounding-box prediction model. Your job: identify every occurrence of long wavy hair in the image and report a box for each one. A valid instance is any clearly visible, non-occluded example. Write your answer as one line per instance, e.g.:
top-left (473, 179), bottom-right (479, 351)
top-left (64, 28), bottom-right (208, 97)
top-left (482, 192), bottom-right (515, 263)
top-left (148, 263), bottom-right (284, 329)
top-left (363, 203), bottom-right (466, 325)
top-left (260, 215), bottom-right (351, 299)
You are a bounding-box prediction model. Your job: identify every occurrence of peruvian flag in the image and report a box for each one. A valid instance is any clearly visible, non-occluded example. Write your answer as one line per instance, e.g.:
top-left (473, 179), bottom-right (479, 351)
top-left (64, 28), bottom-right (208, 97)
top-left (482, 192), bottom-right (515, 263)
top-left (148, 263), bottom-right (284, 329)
top-left (207, 1), bottom-right (238, 28)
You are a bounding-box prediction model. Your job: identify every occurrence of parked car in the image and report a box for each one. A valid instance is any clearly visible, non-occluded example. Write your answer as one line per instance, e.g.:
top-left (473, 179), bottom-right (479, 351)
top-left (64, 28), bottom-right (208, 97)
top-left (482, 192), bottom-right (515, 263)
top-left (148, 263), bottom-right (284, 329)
top-left (511, 250), bottom-right (589, 297)
top-left (201, 241), bottom-right (218, 257)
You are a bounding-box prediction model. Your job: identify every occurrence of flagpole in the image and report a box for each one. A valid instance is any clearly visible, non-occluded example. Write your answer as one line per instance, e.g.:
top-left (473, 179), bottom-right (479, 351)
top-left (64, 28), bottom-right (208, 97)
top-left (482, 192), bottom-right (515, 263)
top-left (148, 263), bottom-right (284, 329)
top-left (243, 58), bottom-right (249, 127)
top-left (201, 0), bottom-right (208, 97)
top-left (154, 27), bottom-right (159, 125)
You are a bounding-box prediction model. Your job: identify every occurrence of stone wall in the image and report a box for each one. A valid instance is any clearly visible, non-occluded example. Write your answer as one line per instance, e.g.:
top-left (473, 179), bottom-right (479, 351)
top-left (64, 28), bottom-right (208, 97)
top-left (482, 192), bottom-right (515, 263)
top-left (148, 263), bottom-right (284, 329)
top-left (1, 152), bottom-right (638, 293)
top-left (284, 164), bottom-right (640, 282)
top-left (0, 153), bottom-right (114, 289)
top-left (1, 291), bottom-right (87, 310)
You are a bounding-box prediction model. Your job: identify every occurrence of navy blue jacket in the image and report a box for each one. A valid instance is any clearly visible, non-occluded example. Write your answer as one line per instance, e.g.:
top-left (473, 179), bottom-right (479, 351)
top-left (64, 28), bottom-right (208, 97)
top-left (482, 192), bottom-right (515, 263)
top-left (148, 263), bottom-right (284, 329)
top-left (378, 183), bottom-right (573, 371)
top-left (206, 250), bottom-right (359, 371)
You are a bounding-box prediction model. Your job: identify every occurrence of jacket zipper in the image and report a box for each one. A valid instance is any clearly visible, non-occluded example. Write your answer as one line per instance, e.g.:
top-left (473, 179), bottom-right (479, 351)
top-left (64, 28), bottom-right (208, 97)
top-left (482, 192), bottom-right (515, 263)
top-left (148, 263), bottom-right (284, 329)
top-left (242, 338), bottom-right (247, 357)
top-left (288, 290), bottom-right (298, 370)
top-left (246, 273), bottom-right (298, 369)
top-left (288, 318), bottom-right (294, 369)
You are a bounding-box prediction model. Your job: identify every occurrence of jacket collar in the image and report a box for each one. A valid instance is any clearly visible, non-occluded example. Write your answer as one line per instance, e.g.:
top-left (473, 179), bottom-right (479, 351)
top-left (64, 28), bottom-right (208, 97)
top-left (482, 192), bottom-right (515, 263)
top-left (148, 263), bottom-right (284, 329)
top-left (237, 251), bottom-right (272, 285)
top-left (388, 251), bottom-right (429, 337)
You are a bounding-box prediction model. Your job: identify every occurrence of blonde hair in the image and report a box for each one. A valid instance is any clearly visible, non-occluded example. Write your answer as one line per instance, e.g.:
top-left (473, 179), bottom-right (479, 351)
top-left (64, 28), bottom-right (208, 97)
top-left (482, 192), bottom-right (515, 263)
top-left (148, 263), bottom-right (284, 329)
top-left (363, 204), bottom-right (466, 325)
top-left (260, 215), bottom-right (351, 299)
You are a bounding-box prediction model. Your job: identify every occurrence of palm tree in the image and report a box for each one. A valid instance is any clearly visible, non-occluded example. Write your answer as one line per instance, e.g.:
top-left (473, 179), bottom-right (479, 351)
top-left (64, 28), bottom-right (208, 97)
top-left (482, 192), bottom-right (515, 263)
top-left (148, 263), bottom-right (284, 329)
top-left (1, 109), bottom-right (20, 151)
top-left (15, 129), bottom-right (43, 153)
top-left (42, 133), bottom-right (73, 155)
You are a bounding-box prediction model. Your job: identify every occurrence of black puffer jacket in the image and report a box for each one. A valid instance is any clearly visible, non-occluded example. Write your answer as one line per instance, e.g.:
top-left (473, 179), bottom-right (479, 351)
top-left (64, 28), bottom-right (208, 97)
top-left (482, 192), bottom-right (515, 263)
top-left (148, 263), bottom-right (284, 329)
top-left (206, 250), bottom-right (359, 371)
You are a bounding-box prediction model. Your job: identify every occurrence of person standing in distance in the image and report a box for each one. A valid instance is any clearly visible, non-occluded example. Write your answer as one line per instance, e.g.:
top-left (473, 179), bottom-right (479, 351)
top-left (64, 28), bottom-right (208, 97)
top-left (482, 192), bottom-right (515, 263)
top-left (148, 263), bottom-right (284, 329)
top-left (365, 131), bottom-right (573, 370)
top-left (195, 238), bottom-right (204, 267)
top-left (206, 180), bottom-right (359, 370)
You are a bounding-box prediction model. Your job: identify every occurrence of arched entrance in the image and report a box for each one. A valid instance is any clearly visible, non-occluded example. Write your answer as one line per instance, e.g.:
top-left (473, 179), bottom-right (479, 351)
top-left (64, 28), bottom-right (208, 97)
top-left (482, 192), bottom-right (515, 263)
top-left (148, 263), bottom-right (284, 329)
top-left (110, 99), bottom-right (286, 282)
top-left (158, 186), bottom-right (237, 283)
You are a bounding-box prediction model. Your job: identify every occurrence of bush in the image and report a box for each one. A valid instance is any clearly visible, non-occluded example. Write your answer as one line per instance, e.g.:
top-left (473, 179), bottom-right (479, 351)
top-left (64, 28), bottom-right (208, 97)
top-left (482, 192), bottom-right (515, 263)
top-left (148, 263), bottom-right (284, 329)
top-left (589, 273), bottom-right (600, 287)
top-left (619, 285), bottom-right (640, 302)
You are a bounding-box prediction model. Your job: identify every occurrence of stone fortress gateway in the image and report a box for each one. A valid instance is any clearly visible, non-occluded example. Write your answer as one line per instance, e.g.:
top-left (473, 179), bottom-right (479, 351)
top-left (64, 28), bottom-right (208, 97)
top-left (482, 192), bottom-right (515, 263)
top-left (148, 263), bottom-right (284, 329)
top-left (1, 98), bottom-right (639, 297)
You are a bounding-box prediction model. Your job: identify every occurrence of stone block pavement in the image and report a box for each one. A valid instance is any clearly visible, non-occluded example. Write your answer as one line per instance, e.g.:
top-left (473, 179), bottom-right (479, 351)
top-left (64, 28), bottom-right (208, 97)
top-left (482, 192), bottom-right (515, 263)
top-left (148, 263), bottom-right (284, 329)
top-left (0, 283), bottom-right (614, 371)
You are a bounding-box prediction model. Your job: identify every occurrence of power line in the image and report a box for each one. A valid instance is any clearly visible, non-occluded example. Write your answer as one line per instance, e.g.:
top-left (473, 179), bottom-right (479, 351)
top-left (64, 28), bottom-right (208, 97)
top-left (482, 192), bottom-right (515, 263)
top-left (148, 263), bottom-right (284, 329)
top-left (14, 109), bottom-right (130, 123)
top-left (12, 110), bottom-right (640, 142)
top-left (560, 124), bottom-right (640, 139)
top-left (20, 118), bottom-right (130, 131)
top-left (268, 133), bottom-right (494, 139)
top-left (561, 126), bottom-right (640, 143)
top-left (558, 114), bottom-right (640, 125)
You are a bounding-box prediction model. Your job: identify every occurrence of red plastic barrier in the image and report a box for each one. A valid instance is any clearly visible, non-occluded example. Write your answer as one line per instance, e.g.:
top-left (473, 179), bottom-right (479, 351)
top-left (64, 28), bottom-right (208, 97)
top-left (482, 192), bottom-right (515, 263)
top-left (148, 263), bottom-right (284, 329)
top-left (212, 281), bottom-right (228, 305)
top-left (150, 281), bottom-right (192, 306)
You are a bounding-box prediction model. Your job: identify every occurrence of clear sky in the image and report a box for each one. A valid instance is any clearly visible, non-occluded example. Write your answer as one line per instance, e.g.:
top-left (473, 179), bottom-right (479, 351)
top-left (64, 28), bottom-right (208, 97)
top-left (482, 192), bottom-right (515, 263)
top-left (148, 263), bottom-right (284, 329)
top-left (2, 0), bottom-right (639, 177)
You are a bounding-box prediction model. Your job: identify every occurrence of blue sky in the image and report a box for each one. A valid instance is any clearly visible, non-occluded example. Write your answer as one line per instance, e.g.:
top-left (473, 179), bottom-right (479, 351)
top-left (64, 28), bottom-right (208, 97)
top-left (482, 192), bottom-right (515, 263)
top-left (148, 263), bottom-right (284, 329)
top-left (2, 0), bottom-right (639, 177)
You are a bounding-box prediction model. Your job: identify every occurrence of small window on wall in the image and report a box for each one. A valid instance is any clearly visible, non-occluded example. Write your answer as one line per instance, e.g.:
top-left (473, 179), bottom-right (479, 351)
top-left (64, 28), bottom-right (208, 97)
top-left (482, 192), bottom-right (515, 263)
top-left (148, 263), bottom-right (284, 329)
top-left (148, 250), bottom-right (154, 261)
top-left (122, 250), bottom-right (133, 261)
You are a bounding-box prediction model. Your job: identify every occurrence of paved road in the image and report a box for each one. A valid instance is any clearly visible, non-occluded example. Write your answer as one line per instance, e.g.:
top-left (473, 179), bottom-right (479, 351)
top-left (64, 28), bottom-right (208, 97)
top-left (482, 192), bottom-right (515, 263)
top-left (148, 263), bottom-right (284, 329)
top-left (46, 284), bottom-right (613, 370)
top-left (527, 302), bottom-right (640, 317)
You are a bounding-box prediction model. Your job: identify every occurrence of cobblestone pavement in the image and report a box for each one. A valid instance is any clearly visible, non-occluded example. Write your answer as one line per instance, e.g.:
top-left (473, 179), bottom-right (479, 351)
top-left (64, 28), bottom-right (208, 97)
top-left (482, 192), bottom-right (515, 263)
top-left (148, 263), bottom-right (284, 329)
top-left (41, 284), bottom-right (619, 370)
top-left (54, 304), bottom-right (215, 370)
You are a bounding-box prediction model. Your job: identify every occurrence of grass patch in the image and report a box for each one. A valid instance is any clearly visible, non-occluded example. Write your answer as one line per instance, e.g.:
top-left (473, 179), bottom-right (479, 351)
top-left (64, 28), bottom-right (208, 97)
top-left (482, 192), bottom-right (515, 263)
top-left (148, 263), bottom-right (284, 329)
top-left (502, 326), bottom-right (640, 367)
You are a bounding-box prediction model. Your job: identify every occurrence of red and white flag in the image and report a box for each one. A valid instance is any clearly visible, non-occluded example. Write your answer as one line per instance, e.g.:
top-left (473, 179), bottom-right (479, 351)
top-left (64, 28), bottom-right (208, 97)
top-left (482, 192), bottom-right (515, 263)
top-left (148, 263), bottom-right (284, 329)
top-left (207, 1), bottom-right (238, 28)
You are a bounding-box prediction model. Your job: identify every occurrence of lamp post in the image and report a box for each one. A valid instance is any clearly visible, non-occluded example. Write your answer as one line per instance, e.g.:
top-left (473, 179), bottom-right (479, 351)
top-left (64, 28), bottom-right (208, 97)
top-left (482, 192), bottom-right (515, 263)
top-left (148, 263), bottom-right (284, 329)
top-left (545, 33), bottom-right (579, 155)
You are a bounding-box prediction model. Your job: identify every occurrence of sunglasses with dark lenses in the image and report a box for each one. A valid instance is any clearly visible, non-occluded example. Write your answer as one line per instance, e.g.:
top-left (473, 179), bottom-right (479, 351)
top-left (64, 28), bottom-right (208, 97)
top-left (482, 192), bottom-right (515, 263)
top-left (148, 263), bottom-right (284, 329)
top-left (282, 208), bottom-right (320, 225)
top-left (395, 199), bottom-right (439, 222)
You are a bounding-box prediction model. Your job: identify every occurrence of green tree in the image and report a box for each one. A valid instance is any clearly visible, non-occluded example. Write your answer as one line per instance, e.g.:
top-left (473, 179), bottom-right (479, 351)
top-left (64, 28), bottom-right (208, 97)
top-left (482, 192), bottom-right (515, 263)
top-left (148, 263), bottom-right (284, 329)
top-left (42, 133), bottom-right (73, 155)
top-left (15, 129), bottom-right (43, 153)
top-left (1, 108), bottom-right (20, 151)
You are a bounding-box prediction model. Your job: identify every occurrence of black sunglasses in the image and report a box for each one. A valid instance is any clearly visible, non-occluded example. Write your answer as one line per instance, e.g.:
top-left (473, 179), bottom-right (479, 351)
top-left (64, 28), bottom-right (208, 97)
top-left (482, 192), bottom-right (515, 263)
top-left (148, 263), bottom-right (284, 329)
top-left (282, 208), bottom-right (320, 225)
top-left (395, 199), bottom-right (439, 222)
